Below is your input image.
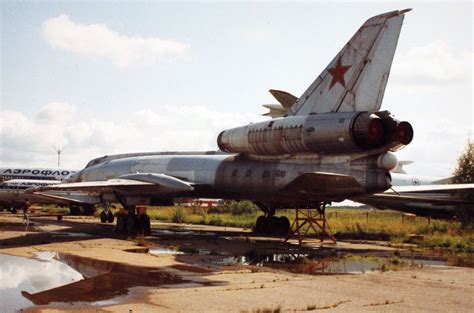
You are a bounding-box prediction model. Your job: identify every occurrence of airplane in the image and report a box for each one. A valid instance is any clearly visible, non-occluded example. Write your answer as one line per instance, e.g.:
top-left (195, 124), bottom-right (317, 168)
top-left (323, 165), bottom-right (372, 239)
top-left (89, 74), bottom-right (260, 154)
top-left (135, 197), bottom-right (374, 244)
top-left (29, 9), bottom-right (473, 235)
top-left (352, 163), bottom-right (470, 218)
top-left (0, 167), bottom-right (102, 217)
top-left (0, 167), bottom-right (76, 181)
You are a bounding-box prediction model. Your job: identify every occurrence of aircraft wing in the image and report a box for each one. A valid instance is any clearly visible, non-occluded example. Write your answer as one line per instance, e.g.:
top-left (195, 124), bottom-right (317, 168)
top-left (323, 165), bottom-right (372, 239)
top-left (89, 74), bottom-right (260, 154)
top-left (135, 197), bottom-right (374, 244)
top-left (30, 191), bottom-right (101, 205)
top-left (29, 173), bottom-right (195, 196)
top-left (351, 183), bottom-right (474, 217)
top-left (285, 172), bottom-right (365, 199)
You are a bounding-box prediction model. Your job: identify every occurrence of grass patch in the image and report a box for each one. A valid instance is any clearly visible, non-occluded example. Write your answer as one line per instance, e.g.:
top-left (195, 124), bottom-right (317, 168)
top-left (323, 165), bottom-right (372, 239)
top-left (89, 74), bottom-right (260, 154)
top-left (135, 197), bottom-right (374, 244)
top-left (39, 204), bottom-right (474, 260)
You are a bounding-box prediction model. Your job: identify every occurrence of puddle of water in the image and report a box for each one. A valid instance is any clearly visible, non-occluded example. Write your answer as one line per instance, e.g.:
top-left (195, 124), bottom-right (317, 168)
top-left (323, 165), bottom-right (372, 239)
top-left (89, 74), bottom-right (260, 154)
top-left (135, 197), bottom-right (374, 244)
top-left (204, 251), bottom-right (449, 274)
top-left (149, 247), bottom-right (184, 255)
top-left (125, 247), bottom-right (184, 255)
top-left (20, 253), bottom-right (185, 307)
top-left (49, 231), bottom-right (94, 238)
top-left (0, 252), bottom-right (84, 312)
top-left (152, 229), bottom-right (216, 236)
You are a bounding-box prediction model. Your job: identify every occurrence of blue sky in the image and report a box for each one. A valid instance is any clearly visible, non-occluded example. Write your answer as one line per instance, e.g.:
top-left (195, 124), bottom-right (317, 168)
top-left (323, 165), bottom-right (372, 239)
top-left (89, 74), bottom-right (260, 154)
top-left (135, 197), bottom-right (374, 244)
top-left (1, 1), bottom-right (472, 177)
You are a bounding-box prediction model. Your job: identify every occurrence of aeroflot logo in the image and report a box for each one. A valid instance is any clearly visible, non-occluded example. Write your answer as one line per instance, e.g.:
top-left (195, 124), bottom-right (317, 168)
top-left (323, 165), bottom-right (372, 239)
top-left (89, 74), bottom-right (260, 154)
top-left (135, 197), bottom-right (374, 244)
top-left (3, 169), bottom-right (76, 176)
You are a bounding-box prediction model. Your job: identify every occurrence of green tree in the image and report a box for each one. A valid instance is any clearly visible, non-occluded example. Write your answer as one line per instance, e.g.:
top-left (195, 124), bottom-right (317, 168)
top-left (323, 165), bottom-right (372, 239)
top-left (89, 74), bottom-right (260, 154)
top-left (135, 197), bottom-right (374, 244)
top-left (453, 139), bottom-right (474, 185)
top-left (453, 139), bottom-right (474, 225)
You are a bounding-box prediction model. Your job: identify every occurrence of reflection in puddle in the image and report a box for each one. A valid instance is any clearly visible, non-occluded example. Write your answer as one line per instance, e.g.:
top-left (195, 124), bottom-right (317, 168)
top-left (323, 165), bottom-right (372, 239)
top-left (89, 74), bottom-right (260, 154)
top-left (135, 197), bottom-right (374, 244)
top-left (49, 231), bottom-right (94, 238)
top-left (21, 253), bottom-right (185, 306)
top-left (126, 247), bottom-right (184, 255)
top-left (152, 229), bottom-right (216, 236)
top-left (149, 247), bottom-right (185, 255)
top-left (0, 252), bottom-right (83, 312)
top-left (204, 252), bottom-right (449, 274)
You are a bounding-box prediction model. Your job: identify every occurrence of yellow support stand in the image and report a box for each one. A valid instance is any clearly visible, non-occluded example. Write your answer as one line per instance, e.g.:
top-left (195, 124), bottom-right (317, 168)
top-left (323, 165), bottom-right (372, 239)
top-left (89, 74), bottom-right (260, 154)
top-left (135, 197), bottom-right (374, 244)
top-left (284, 204), bottom-right (336, 244)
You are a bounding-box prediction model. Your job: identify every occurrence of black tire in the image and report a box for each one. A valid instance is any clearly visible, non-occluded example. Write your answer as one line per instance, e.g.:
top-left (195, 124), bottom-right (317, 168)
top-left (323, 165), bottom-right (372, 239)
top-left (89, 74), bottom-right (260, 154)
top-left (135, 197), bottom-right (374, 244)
top-left (83, 205), bottom-right (95, 216)
top-left (100, 210), bottom-right (107, 223)
top-left (106, 210), bottom-right (114, 223)
top-left (127, 213), bottom-right (139, 237)
top-left (138, 214), bottom-right (151, 236)
top-left (278, 216), bottom-right (291, 235)
top-left (69, 206), bottom-right (80, 215)
top-left (266, 216), bottom-right (279, 235)
top-left (255, 216), bottom-right (267, 234)
top-left (115, 213), bottom-right (127, 233)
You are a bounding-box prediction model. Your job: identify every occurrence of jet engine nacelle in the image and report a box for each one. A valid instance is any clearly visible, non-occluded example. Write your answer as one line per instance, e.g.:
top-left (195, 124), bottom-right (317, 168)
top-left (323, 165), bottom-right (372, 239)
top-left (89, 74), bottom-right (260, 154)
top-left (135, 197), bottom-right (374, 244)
top-left (217, 111), bottom-right (413, 155)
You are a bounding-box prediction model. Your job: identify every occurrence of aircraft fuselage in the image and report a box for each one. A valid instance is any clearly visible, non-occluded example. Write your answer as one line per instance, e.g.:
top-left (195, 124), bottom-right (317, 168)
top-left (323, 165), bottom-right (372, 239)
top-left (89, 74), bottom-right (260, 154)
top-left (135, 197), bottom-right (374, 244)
top-left (72, 151), bottom-right (390, 208)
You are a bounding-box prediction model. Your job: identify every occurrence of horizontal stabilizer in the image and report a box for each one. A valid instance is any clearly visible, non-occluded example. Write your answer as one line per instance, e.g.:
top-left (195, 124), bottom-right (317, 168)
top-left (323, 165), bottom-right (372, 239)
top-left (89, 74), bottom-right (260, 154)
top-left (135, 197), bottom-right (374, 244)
top-left (262, 104), bottom-right (288, 118)
top-left (269, 89), bottom-right (298, 108)
top-left (262, 90), bottom-right (299, 118)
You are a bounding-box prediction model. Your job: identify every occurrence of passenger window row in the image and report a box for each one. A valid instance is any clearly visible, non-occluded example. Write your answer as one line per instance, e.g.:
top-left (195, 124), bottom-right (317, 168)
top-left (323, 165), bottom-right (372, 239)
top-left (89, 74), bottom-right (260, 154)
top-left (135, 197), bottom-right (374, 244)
top-left (231, 169), bottom-right (286, 178)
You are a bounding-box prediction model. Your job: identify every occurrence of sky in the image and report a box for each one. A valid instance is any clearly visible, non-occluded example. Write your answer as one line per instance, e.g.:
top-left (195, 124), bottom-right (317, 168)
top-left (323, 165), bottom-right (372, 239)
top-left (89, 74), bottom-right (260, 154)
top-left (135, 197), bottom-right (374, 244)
top-left (0, 1), bottom-right (472, 177)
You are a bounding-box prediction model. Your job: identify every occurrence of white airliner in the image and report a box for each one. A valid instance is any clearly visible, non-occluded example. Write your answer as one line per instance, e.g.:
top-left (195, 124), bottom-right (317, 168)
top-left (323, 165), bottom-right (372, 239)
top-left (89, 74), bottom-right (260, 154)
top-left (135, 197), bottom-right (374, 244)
top-left (0, 167), bottom-right (99, 216)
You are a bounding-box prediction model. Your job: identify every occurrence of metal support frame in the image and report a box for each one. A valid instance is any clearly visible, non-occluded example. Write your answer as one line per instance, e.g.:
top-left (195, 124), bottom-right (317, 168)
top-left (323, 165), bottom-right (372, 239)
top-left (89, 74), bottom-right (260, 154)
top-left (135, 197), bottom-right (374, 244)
top-left (284, 202), bottom-right (336, 244)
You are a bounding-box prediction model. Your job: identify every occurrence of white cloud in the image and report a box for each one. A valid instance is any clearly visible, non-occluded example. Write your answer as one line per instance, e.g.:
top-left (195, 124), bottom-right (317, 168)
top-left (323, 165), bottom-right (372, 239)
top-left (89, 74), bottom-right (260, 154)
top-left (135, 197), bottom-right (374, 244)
top-left (391, 40), bottom-right (472, 91)
top-left (0, 102), bottom-right (262, 169)
top-left (241, 30), bottom-right (275, 42)
top-left (42, 14), bottom-right (189, 67)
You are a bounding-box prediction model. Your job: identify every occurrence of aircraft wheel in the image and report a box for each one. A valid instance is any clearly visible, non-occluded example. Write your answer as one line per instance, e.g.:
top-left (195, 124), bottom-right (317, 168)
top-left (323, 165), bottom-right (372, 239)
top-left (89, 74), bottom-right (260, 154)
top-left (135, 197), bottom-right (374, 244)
top-left (265, 216), bottom-right (279, 235)
top-left (70, 206), bottom-right (81, 215)
top-left (106, 210), bottom-right (114, 223)
top-left (83, 205), bottom-right (95, 216)
top-left (115, 213), bottom-right (127, 233)
top-left (99, 210), bottom-right (108, 223)
top-left (127, 213), bottom-right (139, 237)
top-left (279, 216), bottom-right (290, 235)
top-left (255, 216), bottom-right (266, 234)
top-left (138, 214), bottom-right (151, 236)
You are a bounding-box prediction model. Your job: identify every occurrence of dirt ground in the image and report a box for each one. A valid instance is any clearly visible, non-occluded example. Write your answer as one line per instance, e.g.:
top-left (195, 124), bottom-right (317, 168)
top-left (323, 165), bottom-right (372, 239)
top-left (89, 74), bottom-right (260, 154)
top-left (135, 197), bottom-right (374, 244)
top-left (0, 211), bottom-right (473, 313)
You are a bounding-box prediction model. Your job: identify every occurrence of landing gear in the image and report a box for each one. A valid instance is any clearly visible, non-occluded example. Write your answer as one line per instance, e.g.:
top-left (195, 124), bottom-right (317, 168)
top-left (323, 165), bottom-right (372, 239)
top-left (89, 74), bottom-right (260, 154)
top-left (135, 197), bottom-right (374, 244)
top-left (115, 212), bottom-right (128, 233)
top-left (111, 191), bottom-right (151, 237)
top-left (83, 204), bottom-right (95, 216)
top-left (254, 203), bottom-right (291, 236)
top-left (138, 213), bottom-right (151, 236)
top-left (255, 215), bottom-right (291, 235)
top-left (122, 208), bottom-right (151, 237)
top-left (100, 209), bottom-right (114, 223)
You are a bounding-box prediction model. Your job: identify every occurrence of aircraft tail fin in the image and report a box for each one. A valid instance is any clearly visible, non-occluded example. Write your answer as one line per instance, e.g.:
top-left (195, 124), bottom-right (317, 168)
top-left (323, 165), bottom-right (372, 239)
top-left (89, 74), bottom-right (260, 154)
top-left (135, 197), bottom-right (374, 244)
top-left (262, 90), bottom-right (298, 117)
top-left (287, 9), bottom-right (411, 116)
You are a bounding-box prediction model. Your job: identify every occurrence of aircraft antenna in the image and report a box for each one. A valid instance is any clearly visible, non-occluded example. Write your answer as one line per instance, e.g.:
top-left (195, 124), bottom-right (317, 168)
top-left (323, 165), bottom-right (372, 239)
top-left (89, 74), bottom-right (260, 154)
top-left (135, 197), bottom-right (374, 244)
top-left (53, 145), bottom-right (64, 168)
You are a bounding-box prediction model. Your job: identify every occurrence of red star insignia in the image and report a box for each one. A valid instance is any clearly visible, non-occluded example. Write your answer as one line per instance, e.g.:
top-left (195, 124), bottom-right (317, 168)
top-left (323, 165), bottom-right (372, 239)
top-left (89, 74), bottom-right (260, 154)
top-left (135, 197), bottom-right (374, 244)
top-left (327, 57), bottom-right (351, 90)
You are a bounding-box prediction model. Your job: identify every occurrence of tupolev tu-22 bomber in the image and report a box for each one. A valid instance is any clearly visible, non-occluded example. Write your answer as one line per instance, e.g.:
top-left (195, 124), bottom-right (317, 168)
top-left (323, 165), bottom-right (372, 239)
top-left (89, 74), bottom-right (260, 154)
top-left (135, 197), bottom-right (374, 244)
top-left (30, 9), bottom-right (473, 235)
